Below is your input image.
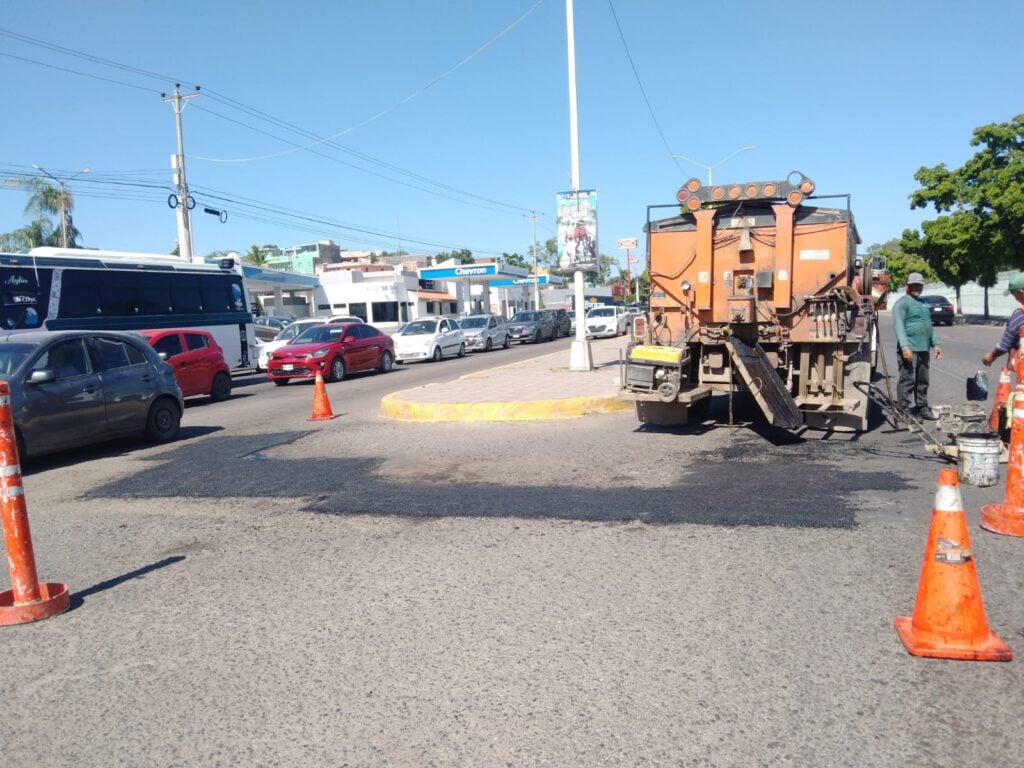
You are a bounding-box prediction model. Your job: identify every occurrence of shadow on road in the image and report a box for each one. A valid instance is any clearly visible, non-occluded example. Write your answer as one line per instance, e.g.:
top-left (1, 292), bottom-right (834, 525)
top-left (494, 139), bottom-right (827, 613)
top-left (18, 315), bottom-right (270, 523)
top-left (68, 555), bottom-right (186, 611)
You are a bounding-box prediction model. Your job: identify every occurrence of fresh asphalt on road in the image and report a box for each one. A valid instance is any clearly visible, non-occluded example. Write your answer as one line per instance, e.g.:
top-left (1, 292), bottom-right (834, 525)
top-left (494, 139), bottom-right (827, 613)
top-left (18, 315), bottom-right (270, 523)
top-left (1, 318), bottom-right (1022, 767)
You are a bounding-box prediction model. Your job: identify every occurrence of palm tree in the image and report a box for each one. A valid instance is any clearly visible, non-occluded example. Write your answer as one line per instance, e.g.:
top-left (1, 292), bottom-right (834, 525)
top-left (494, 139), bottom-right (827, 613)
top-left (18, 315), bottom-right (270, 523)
top-left (243, 245), bottom-right (268, 267)
top-left (2, 176), bottom-right (82, 247)
top-left (0, 218), bottom-right (55, 251)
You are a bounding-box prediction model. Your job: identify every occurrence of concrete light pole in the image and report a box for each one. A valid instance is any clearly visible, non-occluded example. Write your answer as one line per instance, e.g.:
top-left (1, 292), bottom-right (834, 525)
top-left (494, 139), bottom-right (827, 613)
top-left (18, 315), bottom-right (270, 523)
top-left (566, 0), bottom-right (593, 371)
top-left (162, 84), bottom-right (200, 262)
top-left (32, 164), bottom-right (89, 248)
top-left (670, 145), bottom-right (756, 185)
top-left (528, 212), bottom-right (540, 310)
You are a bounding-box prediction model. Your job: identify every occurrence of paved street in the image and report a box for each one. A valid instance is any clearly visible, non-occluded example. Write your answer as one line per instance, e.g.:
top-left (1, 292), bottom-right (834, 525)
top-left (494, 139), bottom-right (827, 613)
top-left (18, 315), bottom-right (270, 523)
top-left (1, 320), bottom-right (1023, 767)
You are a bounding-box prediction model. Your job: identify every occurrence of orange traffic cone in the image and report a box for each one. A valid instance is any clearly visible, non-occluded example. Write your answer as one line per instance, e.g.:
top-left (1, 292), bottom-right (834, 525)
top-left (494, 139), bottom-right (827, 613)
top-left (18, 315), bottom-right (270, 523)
top-left (0, 381), bottom-right (69, 625)
top-left (308, 372), bottom-right (338, 421)
top-left (894, 468), bottom-right (1011, 661)
top-left (988, 367), bottom-right (1011, 434)
top-left (981, 384), bottom-right (1024, 536)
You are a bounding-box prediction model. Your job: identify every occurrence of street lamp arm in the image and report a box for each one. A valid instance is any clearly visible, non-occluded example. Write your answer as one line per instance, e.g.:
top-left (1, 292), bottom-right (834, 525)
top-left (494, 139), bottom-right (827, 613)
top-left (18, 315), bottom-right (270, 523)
top-left (710, 145), bottom-right (756, 170)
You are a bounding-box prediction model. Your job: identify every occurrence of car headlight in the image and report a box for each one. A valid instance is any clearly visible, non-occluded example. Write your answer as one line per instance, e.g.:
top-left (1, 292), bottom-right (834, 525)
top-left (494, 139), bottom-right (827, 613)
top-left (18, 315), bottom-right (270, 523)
top-left (310, 347), bottom-right (330, 358)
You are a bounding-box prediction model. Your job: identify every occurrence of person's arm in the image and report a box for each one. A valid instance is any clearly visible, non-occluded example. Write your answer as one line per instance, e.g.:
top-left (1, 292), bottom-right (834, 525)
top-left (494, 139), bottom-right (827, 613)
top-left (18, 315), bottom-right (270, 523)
top-left (984, 311), bottom-right (1024, 365)
top-left (892, 299), bottom-right (911, 351)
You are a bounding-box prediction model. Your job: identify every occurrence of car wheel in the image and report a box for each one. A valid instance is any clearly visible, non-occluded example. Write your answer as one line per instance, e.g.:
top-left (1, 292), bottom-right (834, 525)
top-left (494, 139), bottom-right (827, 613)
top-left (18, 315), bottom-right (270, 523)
top-left (457, 342), bottom-right (466, 358)
top-left (272, 379), bottom-right (288, 386)
top-left (533, 330), bottom-right (541, 343)
top-left (502, 334), bottom-right (510, 349)
top-left (15, 428), bottom-right (27, 461)
top-left (329, 357), bottom-right (346, 382)
top-left (378, 350), bottom-right (394, 373)
top-left (395, 359), bottom-right (405, 365)
top-left (210, 372), bottom-right (232, 401)
top-left (552, 327), bottom-right (560, 340)
top-left (485, 337), bottom-right (493, 352)
top-left (432, 346), bottom-right (442, 362)
top-left (145, 398), bottom-right (180, 443)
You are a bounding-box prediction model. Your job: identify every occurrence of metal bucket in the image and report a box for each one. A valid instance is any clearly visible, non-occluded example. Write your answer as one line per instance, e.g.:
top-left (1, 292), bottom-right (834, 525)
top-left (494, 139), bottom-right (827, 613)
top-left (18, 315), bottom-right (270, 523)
top-left (957, 433), bottom-right (1001, 487)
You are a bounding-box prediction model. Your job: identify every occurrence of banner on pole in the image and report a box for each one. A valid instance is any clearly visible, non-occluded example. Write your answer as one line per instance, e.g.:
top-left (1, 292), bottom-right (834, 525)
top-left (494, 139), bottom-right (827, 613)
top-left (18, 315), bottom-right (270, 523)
top-left (555, 189), bottom-right (599, 272)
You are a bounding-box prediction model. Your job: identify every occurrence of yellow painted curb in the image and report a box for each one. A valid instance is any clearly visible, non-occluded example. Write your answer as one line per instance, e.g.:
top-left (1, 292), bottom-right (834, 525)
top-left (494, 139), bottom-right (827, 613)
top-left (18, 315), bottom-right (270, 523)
top-left (379, 391), bottom-right (632, 422)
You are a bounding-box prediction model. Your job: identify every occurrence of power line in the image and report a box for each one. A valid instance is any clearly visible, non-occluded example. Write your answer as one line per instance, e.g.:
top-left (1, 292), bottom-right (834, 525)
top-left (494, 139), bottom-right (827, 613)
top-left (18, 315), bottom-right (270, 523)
top-left (605, 0), bottom-right (687, 177)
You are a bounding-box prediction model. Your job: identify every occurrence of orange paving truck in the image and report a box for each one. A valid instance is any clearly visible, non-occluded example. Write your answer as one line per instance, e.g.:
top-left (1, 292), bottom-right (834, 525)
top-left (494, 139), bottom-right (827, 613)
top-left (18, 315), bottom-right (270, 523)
top-left (621, 172), bottom-right (880, 432)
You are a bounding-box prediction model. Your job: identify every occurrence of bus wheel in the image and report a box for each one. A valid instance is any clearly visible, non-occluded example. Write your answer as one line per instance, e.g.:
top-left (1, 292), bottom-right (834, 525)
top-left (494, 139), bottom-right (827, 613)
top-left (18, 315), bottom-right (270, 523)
top-left (145, 398), bottom-right (181, 443)
top-left (210, 372), bottom-right (232, 401)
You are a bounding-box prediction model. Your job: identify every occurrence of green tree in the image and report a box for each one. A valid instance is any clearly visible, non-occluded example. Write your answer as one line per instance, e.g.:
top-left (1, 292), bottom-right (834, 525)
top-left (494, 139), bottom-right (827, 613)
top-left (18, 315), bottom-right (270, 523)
top-left (501, 251), bottom-right (530, 269)
top-left (870, 237), bottom-right (934, 289)
top-left (434, 248), bottom-right (474, 264)
top-left (0, 218), bottom-right (55, 251)
top-left (243, 245), bottom-right (268, 266)
top-left (909, 114), bottom-right (1024, 317)
top-left (2, 176), bottom-right (82, 247)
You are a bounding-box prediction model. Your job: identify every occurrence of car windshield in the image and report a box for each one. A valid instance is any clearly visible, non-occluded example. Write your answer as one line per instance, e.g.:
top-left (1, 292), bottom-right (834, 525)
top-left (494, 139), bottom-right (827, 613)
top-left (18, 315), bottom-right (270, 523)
top-left (510, 312), bottom-right (539, 323)
top-left (0, 342), bottom-right (38, 379)
top-left (275, 322), bottom-right (314, 342)
top-left (919, 296), bottom-right (948, 305)
top-left (401, 320), bottom-right (438, 335)
top-left (588, 307), bottom-right (613, 317)
top-left (460, 317), bottom-right (489, 329)
top-left (293, 326), bottom-right (346, 344)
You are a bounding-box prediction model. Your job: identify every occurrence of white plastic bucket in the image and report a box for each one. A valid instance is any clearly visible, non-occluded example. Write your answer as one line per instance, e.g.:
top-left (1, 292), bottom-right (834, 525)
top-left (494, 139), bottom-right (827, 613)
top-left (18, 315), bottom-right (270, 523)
top-left (957, 433), bottom-right (1001, 487)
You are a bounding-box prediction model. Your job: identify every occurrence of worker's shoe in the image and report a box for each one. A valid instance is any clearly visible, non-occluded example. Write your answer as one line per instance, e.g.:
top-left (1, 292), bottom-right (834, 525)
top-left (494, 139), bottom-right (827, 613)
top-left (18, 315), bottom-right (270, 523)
top-left (917, 406), bottom-right (939, 421)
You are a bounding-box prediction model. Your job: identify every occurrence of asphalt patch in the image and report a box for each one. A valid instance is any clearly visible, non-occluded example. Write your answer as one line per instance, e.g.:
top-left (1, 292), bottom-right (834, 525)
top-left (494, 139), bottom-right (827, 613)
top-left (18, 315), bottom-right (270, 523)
top-left (85, 431), bottom-right (907, 529)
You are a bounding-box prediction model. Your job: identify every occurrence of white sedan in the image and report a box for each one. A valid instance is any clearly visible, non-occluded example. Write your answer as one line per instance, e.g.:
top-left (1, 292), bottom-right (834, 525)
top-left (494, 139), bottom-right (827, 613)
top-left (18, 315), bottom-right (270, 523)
top-left (393, 317), bottom-right (466, 363)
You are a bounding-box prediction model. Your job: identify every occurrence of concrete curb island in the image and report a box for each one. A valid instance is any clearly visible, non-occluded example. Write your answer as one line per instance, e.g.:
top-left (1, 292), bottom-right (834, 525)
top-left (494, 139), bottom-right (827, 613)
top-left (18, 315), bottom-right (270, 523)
top-left (379, 339), bottom-right (633, 423)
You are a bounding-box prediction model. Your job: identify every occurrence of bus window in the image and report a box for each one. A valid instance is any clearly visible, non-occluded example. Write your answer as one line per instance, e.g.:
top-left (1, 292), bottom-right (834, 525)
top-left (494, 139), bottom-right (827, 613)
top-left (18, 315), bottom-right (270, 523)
top-left (201, 275), bottom-right (233, 313)
top-left (100, 272), bottom-right (140, 316)
top-left (60, 270), bottom-right (102, 317)
top-left (139, 273), bottom-right (172, 314)
top-left (171, 275), bottom-right (202, 314)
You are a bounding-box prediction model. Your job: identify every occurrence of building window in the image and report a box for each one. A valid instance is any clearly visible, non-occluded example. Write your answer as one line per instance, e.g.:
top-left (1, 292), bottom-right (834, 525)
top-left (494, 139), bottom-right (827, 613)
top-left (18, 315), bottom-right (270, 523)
top-left (426, 301), bottom-right (436, 314)
top-left (372, 301), bottom-right (399, 323)
top-left (400, 302), bottom-right (411, 322)
top-left (349, 302), bottom-right (367, 321)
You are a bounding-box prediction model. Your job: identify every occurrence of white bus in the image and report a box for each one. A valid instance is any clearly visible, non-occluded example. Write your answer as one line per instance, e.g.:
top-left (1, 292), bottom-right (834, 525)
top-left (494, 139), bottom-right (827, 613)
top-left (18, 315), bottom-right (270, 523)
top-left (0, 247), bottom-right (257, 370)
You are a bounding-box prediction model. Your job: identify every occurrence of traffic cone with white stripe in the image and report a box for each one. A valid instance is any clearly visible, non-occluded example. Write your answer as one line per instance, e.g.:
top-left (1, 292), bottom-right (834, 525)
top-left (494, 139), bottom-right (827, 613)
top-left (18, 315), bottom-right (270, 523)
top-left (988, 367), bottom-right (1011, 434)
top-left (894, 468), bottom-right (1011, 661)
top-left (981, 382), bottom-right (1024, 537)
top-left (0, 381), bottom-right (69, 626)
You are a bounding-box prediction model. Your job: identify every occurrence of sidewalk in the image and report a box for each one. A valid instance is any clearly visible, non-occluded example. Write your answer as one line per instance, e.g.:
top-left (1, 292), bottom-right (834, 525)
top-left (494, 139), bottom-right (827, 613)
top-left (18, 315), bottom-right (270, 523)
top-left (379, 336), bottom-right (633, 422)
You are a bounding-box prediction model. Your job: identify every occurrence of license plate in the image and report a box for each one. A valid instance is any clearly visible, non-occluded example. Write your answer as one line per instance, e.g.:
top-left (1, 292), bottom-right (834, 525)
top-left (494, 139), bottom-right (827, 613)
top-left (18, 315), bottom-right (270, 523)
top-left (283, 364), bottom-right (294, 371)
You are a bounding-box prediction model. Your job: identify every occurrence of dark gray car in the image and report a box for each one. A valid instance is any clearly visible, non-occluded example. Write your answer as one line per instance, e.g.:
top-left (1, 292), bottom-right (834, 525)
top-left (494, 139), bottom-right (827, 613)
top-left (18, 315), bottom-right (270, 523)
top-left (507, 311), bottom-right (556, 344)
top-left (0, 330), bottom-right (184, 459)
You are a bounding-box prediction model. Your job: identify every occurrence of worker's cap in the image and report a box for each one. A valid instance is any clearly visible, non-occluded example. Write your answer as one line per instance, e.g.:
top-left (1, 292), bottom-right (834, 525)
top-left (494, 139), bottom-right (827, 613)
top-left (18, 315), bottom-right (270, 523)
top-left (1004, 273), bottom-right (1024, 295)
top-left (906, 272), bottom-right (925, 286)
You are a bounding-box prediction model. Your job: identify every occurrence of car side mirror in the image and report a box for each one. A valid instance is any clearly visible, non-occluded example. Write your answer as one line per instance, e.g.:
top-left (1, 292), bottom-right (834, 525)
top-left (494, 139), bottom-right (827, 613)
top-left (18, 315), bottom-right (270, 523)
top-left (27, 369), bottom-right (56, 385)
top-left (158, 351), bottom-right (168, 361)
top-left (344, 336), bottom-right (356, 343)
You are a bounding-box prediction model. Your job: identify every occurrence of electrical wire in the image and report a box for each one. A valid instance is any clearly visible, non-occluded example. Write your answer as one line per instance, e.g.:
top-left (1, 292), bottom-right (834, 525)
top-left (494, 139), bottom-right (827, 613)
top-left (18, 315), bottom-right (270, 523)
top-left (605, 0), bottom-right (687, 177)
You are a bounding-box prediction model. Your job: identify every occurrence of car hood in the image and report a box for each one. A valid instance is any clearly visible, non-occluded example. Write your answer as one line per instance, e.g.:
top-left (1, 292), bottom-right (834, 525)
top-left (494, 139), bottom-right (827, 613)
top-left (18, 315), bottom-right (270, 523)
top-left (509, 321), bottom-right (539, 329)
top-left (272, 342), bottom-right (335, 357)
top-left (395, 334), bottom-right (436, 347)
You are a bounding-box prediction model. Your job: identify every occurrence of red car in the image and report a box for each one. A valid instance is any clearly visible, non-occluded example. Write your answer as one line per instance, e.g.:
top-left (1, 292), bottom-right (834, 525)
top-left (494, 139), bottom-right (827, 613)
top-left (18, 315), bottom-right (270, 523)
top-left (266, 322), bottom-right (394, 385)
top-left (140, 329), bottom-right (232, 400)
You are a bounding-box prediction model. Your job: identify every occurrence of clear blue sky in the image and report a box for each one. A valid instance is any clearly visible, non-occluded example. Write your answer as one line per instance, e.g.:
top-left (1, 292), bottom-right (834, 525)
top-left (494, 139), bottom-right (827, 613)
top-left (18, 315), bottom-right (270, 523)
top-left (2, 1), bottom-right (1021, 274)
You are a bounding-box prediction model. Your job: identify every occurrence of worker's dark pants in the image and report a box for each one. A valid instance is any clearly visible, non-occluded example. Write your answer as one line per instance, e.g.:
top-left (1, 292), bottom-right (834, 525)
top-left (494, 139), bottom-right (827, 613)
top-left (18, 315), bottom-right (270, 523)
top-left (897, 349), bottom-right (930, 412)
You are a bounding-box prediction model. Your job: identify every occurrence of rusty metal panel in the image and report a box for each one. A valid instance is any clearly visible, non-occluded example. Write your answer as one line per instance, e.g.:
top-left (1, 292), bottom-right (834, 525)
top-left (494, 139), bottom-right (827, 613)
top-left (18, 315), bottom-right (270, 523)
top-left (725, 336), bottom-right (803, 429)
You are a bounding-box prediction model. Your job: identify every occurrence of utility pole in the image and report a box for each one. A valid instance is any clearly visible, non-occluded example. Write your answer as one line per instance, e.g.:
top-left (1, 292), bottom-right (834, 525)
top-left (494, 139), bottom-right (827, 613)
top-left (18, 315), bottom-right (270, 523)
top-left (528, 212), bottom-right (540, 310)
top-left (32, 165), bottom-right (89, 248)
top-left (162, 84), bottom-right (200, 262)
top-left (566, 0), bottom-right (593, 371)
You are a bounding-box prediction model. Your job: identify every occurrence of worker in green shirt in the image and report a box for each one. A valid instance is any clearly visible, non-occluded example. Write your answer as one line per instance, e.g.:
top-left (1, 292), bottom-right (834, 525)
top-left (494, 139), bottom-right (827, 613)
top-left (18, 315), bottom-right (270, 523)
top-left (892, 272), bottom-right (942, 420)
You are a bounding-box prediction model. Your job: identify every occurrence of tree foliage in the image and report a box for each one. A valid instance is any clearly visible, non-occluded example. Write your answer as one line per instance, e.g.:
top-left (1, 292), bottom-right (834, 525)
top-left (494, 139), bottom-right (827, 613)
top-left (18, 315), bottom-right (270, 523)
top-left (868, 238), bottom-right (933, 288)
top-left (1, 175), bottom-right (82, 247)
top-left (906, 114), bottom-right (1024, 298)
top-left (434, 248), bottom-right (474, 264)
top-left (243, 245), bottom-right (268, 266)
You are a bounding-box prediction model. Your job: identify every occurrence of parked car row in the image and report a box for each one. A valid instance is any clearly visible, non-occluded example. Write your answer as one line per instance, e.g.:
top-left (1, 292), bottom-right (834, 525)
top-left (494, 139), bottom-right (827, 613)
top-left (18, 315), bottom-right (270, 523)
top-left (3, 305), bottom-right (644, 461)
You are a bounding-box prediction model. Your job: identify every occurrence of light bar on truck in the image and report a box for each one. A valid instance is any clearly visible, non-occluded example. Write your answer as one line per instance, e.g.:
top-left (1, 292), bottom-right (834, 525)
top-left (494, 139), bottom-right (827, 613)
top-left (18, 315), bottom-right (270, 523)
top-left (675, 171), bottom-right (815, 209)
